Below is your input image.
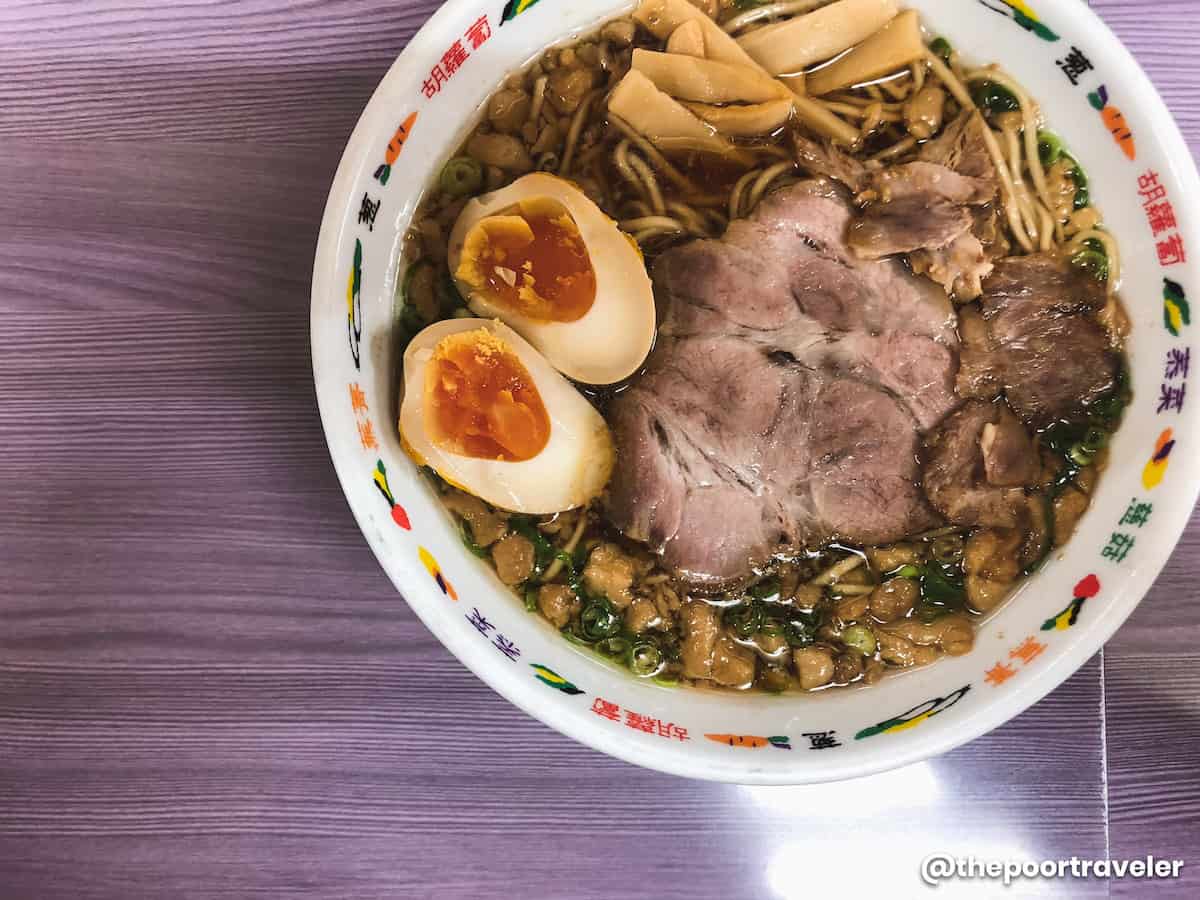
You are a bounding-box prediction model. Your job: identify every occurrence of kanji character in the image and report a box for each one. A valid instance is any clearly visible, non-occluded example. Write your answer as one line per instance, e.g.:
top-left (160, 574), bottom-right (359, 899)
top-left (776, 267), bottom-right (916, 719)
top-left (1157, 382), bottom-right (1186, 414)
top-left (1146, 201), bottom-right (1178, 236)
top-left (441, 40), bottom-right (469, 77)
top-left (654, 721), bottom-right (688, 741)
top-left (357, 192), bottom-right (381, 232)
top-left (801, 731), bottom-right (841, 749)
top-left (625, 711), bottom-right (657, 733)
top-left (466, 607), bottom-right (493, 635)
top-left (1009, 637), bottom-right (1046, 665)
top-left (492, 633), bottom-right (520, 660)
top-left (1056, 46), bottom-right (1094, 85)
top-left (1165, 347), bottom-right (1190, 380)
top-left (465, 14), bottom-right (492, 50)
top-left (421, 65), bottom-right (448, 98)
top-left (357, 419), bottom-right (378, 451)
top-left (1157, 234), bottom-right (1187, 267)
top-left (1139, 170), bottom-right (1168, 205)
top-left (1101, 532), bottom-right (1136, 564)
top-left (591, 698), bottom-right (620, 721)
top-left (1119, 498), bottom-right (1153, 528)
top-left (349, 382), bottom-right (368, 415)
top-left (985, 662), bottom-right (1017, 686)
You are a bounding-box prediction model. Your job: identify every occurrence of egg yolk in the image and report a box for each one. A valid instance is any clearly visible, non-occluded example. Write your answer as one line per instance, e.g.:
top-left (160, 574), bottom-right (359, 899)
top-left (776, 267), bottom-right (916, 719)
top-left (456, 197), bottom-right (597, 322)
top-left (424, 329), bottom-right (551, 462)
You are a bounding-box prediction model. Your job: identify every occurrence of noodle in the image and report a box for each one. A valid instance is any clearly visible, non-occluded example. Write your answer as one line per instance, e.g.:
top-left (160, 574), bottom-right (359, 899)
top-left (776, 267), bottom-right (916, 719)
top-left (608, 113), bottom-right (703, 196)
top-left (963, 67), bottom-right (1055, 218)
top-left (559, 89), bottom-right (600, 175)
top-left (812, 555), bottom-right (864, 586)
top-left (861, 101), bottom-right (884, 137)
top-left (1066, 228), bottom-right (1122, 293)
top-left (870, 135), bottom-right (917, 162)
top-left (627, 150), bottom-right (668, 216)
top-left (540, 512), bottom-right (589, 582)
top-left (722, 0), bottom-right (830, 34)
top-left (1038, 205), bottom-right (1055, 253)
top-left (878, 74), bottom-right (911, 102)
top-left (746, 161), bottom-right (797, 210)
top-left (729, 169), bottom-right (761, 220)
top-left (622, 215), bottom-right (687, 232)
top-left (925, 52), bottom-right (1036, 252)
top-left (528, 75), bottom-right (548, 128)
top-left (666, 200), bottom-right (714, 236)
top-left (910, 59), bottom-right (926, 92)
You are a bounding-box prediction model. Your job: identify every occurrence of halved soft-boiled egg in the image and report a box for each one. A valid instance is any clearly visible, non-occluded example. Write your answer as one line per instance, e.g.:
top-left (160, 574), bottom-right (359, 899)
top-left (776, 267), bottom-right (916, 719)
top-left (399, 318), bottom-right (614, 514)
top-left (447, 173), bottom-right (655, 385)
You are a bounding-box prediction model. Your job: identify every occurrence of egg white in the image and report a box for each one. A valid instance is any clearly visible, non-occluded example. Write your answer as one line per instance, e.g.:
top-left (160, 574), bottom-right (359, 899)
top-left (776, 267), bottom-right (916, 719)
top-left (399, 318), bottom-right (615, 514)
top-left (448, 173), bottom-right (656, 386)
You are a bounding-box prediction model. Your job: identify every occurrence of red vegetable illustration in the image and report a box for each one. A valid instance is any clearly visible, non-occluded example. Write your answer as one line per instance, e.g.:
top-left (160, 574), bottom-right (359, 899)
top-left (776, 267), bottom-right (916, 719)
top-left (1088, 86), bottom-right (1135, 160)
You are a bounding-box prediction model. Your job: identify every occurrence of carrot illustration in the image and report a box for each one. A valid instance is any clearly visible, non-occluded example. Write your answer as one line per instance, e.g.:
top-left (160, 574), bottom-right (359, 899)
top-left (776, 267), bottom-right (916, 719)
top-left (1088, 86), bottom-right (1135, 160)
top-left (705, 734), bottom-right (791, 750)
top-left (374, 111), bottom-right (419, 185)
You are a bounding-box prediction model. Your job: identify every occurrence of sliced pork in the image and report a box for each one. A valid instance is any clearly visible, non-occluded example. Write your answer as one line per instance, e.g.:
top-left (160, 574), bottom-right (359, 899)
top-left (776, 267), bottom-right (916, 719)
top-left (922, 400), bottom-right (1038, 529)
top-left (958, 254), bottom-right (1117, 426)
top-left (606, 179), bottom-right (959, 585)
top-left (849, 116), bottom-right (999, 295)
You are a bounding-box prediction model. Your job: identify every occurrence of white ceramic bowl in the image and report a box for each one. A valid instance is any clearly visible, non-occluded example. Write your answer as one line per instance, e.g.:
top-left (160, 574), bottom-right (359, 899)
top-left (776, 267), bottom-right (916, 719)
top-left (312, 0), bottom-right (1200, 783)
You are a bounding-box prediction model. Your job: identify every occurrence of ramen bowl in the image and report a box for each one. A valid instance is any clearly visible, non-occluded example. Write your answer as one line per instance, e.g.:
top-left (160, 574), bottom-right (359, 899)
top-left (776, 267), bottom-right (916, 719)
top-left (311, 0), bottom-right (1200, 783)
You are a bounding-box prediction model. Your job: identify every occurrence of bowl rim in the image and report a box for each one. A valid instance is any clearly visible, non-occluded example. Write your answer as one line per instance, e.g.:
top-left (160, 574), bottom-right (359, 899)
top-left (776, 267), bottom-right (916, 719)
top-left (311, 0), bottom-right (1200, 783)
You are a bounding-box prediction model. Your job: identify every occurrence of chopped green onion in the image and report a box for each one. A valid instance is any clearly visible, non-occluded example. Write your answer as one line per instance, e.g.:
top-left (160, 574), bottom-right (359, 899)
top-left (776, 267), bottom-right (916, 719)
top-left (580, 601), bottom-right (621, 641)
top-left (595, 636), bottom-right (631, 659)
top-left (562, 626), bottom-right (594, 647)
top-left (930, 535), bottom-right (964, 565)
top-left (970, 81), bottom-right (1020, 114)
top-left (524, 586), bottom-right (539, 612)
top-left (894, 564), bottom-right (922, 579)
top-left (437, 267), bottom-right (464, 310)
top-left (1067, 158), bottom-right (1090, 209)
top-left (1037, 130), bottom-right (1065, 167)
top-left (916, 602), bottom-right (944, 624)
top-left (630, 641), bottom-right (665, 677)
top-left (929, 37), bottom-right (953, 62)
top-left (459, 522), bottom-right (488, 558)
top-left (921, 562), bottom-right (966, 608)
top-left (749, 576), bottom-right (781, 602)
top-left (841, 624), bottom-right (877, 656)
top-left (1082, 427), bottom-right (1109, 453)
top-left (400, 259), bottom-right (433, 306)
top-left (759, 622), bottom-right (786, 641)
top-left (508, 516), bottom-right (555, 577)
top-left (725, 601), bottom-right (763, 638)
top-left (1090, 392), bottom-right (1125, 425)
top-left (554, 549), bottom-right (588, 598)
top-left (1068, 443), bottom-right (1095, 466)
top-left (440, 156), bottom-right (484, 198)
top-left (1071, 248), bottom-right (1109, 283)
top-left (784, 614), bottom-right (818, 648)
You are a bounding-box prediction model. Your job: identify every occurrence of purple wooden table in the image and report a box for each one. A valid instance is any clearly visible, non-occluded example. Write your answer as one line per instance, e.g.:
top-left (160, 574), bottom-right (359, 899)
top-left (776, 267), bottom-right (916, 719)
top-left (1, 1), bottom-right (1197, 896)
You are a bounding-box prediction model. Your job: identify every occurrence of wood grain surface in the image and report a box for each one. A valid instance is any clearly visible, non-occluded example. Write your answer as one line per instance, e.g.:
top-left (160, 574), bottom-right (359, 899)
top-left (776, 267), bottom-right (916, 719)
top-left (1, 1), bottom-right (1197, 898)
